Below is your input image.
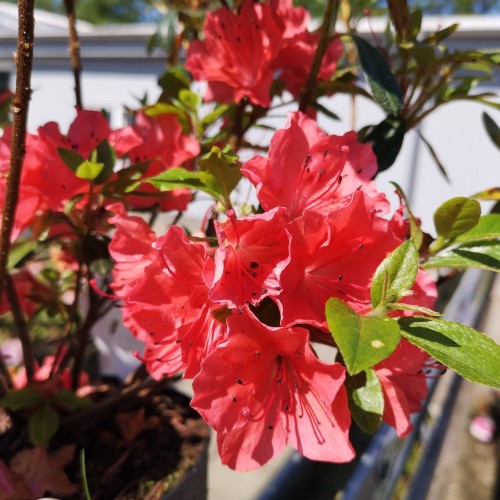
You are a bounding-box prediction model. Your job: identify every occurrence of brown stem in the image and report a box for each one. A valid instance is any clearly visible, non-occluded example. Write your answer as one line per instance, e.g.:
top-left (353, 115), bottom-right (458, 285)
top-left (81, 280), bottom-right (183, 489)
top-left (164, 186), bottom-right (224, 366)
top-left (0, 355), bottom-right (13, 397)
top-left (227, 100), bottom-right (246, 152)
top-left (298, 0), bottom-right (339, 113)
top-left (63, 0), bottom-right (83, 109)
top-left (71, 281), bottom-right (100, 390)
top-left (4, 273), bottom-right (35, 382)
top-left (0, 0), bottom-right (35, 298)
top-left (219, 0), bottom-right (230, 9)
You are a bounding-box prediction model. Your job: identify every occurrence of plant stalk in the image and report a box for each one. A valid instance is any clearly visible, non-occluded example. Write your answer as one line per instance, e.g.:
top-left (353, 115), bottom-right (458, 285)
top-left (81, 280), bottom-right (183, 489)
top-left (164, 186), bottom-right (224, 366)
top-left (0, 0), bottom-right (36, 298)
top-left (63, 0), bottom-right (83, 109)
top-left (299, 0), bottom-right (339, 113)
top-left (4, 273), bottom-right (35, 382)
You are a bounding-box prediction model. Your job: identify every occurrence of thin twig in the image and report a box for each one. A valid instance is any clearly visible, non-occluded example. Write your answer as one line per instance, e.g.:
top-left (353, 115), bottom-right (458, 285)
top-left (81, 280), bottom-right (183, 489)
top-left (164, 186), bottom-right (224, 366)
top-left (299, 0), bottom-right (339, 113)
top-left (0, 355), bottom-right (13, 397)
top-left (0, 0), bottom-right (36, 298)
top-left (4, 273), bottom-right (35, 382)
top-left (63, 0), bottom-right (83, 108)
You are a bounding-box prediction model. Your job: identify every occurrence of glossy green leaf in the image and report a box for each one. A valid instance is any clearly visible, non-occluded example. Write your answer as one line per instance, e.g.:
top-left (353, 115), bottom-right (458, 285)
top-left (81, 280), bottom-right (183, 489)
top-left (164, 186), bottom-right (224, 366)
top-left (433, 197), bottom-right (481, 246)
top-left (75, 160), bottom-right (105, 181)
top-left (326, 298), bottom-right (401, 375)
top-left (388, 303), bottom-right (441, 317)
top-left (145, 167), bottom-right (221, 202)
top-left (57, 148), bottom-right (86, 173)
top-left (359, 116), bottom-right (406, 172)
top-left (0, 388), bottom-right (42, 411)
top-left (455, 214), bottom-right (500, 243)
top-left (423, 240), bottom-right (500, 272)
top-left (93, 139), bottom-right (116, 184)
top-left (399, 316), bottom-right (500, 388)
top-left (197, 146), bottom-right (241, 209)
top-left (346, 369), bottom-right (384, 434)
top-left (352, 35), bottom-right (403, 116)
top-left (482, 112), bottom-right (500, 150)
top-left (29, 405), bottom-right (60, 447)
top-left (371, 240), bottom-right (419, 309)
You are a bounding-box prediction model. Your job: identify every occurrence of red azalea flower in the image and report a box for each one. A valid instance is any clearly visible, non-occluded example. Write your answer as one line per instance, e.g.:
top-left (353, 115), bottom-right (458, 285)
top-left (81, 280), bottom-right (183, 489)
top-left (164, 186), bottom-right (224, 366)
top-left (375, 340), bottom-right (430, 437)
top-left (242, 112), bottom-right (384, 221)
top-left (277, 191), bottom-right (401, 327)
top-left (269, 0), bottom-right (309, 38)
top-left (108, 203), bottom-right (157, 299)
top-left (207, 208), bottom-right (290, 309)
top-left (111, 112), bottom-right (199, 211)
top-left (191, 309), bottom-right (354, 471)
top-left (22, 110), bottom-right (112, 211)
top-left (272, 32), bottom-right (343, 97)
top-left (186, 1), bottom-right (282, 107)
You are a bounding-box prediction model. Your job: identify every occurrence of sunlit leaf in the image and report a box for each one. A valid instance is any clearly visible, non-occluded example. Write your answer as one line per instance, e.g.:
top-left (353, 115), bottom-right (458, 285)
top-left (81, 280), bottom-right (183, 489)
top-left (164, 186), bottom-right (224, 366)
top-left (371, 240), bottom-right (419, 309)
top-left (424, 240), bottom-right (500, 272)
top-left (399, 316), bottom-right (500, 388)
top-left (326, 298), bottom-right (401, 375)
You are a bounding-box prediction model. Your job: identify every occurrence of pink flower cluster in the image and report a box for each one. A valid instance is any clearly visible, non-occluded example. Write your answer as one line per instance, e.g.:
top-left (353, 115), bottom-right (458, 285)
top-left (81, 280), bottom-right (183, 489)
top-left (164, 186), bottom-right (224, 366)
top-left (110, 112), bottom-right (437, 470)
top-left (186, 0), bottom-right (342, 107)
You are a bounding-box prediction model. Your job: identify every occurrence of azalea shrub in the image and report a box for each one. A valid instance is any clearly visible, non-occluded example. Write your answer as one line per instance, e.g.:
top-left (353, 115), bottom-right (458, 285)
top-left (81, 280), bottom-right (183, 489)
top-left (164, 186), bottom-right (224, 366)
top-left (1, 0), bottom-right (500, 493)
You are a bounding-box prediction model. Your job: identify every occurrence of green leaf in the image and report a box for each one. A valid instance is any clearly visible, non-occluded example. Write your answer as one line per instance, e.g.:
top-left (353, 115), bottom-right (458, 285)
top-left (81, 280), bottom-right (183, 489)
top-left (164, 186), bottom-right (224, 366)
top-left (200, 104), bottom-right (229, 131)
top-left (390, 181), bottom-right (423, 249)
top-left (75, 160), bottom-right (105, 181)
top-left (93, 139), bottom-right (116, 184)
top-left (157, 65), bottom-right (191, 102)
top-left (422, 24), bottom-right (459, 46)
top-left (417, 132), bottom-right (449, 182)
top-left (57, 148), bottom-right (86, 173)
top-left (0, 388), bottom-right (42, 411)
top-left (8, 239), bottom-right (37, 269)
top-left (310, 101), bottom-right (340, 121)
top-left (29, 405), bottom-right (60, 447)
top-left (51, 390), bottom-right (92, 411)
top-left (388, 303), bottom-right (441, 317)
top-left (482, 112), bottom-right (500, 150)
top-left (346, 369), bottom-right (384, 434)
top-left (359, 116), bottom-right (406, 172)
top-left (371, 240), bottom-right (419, 309)
top-left (352, 35), bottom-right (403, 116)
top-left (103, 161), bottom-right (150, 195)
top-left (197, 146), bottom-right (242, 209)
top-left (423, 240), bottom-right (500, 272)
top-left (432, 197), bottom-right (481, 251)
top-left (326, 298), bottom-right (401, 375)
top-left (179, 89), bottom-right (201, 111)
top-left (472, 188), bottom-right (500, 201)
top-left (145, 167), bottom-right (221, 202)
top-left (399, 316), bottom-right (500, 388)
top-left (455, 214), bottom-right (500, 243)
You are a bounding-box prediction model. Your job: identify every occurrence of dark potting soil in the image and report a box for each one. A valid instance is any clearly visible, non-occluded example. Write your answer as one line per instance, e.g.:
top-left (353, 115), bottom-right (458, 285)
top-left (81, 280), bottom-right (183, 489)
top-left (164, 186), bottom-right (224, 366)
top-left (0, 381), bottom-right (209, 500)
